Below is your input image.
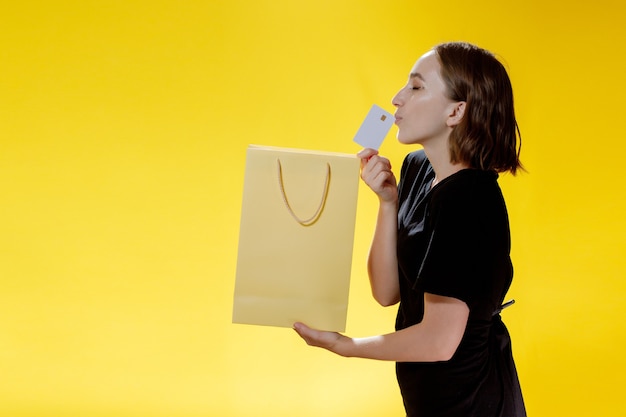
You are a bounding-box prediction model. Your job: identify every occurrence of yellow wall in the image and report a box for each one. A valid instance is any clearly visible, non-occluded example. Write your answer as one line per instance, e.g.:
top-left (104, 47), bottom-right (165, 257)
top-left (1, 1), bottom-right (625, 416)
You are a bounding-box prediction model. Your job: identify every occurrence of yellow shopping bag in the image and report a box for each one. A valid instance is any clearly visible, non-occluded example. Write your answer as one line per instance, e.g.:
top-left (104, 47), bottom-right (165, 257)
top-left (232, 145), bottom-right (360, 331)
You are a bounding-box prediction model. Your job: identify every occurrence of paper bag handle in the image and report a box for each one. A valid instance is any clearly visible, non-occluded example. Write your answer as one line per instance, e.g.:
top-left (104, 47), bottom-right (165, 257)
top-left (276, 159), bottom-right (331, 226)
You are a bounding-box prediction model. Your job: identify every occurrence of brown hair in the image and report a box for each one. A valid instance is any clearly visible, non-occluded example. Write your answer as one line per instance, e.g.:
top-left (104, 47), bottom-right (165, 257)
top-left (434, 42), bottom-right (523, 174)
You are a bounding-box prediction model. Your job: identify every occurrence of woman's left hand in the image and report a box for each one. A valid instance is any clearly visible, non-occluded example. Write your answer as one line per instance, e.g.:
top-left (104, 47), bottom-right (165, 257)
top-left (293, 322), bottom-right (350, 356)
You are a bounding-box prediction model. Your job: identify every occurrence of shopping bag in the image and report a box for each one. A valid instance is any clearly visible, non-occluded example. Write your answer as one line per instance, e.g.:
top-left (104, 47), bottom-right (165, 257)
top-left (232, 145), bottom-right (360, 331)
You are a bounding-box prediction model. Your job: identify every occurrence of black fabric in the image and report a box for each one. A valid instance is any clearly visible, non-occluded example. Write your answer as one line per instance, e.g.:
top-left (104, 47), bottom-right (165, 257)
top-left (394, 150), bottom-right (526, 417)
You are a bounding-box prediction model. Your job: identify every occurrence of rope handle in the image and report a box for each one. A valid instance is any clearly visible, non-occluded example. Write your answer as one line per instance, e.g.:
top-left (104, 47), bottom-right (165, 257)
top-left (276, 158), bottom-right (331, 226)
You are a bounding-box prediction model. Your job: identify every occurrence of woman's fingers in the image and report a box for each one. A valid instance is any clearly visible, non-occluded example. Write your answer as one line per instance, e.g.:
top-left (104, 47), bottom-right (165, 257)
top-left (361, 156), bottom-right (390, 179)
top-left (357, 147), bottom-right (378, 163)
top-left (362, 154), bottom-right (394, 184)
top-left (293, 322), bottom-right (342, 350)
top-left (357, 150), bottom-right (397, 203)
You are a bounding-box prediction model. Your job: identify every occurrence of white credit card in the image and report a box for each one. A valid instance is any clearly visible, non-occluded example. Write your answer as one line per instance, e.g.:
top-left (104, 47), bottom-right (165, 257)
top-left (352, 104), bottom-right (394, 150)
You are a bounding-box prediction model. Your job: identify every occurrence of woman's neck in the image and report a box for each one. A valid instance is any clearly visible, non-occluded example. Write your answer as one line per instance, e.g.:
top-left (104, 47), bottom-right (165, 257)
top-left (422, 143), bottom-right (469, 187)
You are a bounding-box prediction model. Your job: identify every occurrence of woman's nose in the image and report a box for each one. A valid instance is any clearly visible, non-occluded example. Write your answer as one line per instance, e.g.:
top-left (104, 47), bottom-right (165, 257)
top-left (391, 88), bottom-right (403, 107)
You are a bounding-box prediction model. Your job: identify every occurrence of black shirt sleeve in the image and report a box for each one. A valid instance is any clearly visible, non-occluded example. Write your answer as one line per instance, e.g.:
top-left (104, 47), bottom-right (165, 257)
top-left (415, 172), bottom-right (486, 306)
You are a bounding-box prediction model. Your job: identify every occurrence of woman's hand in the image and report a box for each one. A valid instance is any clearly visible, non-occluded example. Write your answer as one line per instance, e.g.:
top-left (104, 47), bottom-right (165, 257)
top-left (293, 322), bottom-right (351, 357)
top-left (357, 148), bottom-right (398, 204)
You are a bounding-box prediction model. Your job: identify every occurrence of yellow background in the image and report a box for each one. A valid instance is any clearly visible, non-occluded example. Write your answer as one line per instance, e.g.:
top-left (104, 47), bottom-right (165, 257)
top-left (1, 1), bottom-right (625, 416)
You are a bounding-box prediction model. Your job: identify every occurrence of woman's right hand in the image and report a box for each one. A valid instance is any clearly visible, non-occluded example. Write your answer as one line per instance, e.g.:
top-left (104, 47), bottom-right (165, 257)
top-left (358, 148), bottom-right (398, 204)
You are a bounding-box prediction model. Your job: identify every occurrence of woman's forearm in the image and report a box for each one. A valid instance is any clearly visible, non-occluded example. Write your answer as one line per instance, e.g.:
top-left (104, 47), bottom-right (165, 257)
top-left (336, 294), bottom-right (468, 362)
top-left (294, 293), bottom-right (469, 362)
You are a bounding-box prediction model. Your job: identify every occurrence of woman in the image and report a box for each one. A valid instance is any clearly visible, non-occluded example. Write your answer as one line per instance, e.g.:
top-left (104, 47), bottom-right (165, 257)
top-left (293, 41), bottom-right (526, 416)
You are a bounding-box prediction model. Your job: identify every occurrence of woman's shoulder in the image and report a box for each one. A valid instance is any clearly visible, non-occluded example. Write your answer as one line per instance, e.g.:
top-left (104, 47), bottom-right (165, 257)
top-left (432, 169), bottom-right (503, 210)
top-left (438, 169), bottom-right (498, 193)
top-left (398, 149), bottom-right (433, 197)
top-left (400, 149), bottom-right (429, 176)
top-left (403, 149), bottom-right (428, 167)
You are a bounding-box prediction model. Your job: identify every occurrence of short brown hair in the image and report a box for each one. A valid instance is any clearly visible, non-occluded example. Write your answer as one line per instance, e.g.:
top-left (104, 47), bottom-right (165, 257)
top-left (434, 42), bottom-right (522, 174)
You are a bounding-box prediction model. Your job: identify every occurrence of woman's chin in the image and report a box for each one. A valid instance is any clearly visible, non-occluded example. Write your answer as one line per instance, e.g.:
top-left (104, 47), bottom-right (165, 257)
top-left (396, 135), bottom-right (419, 145)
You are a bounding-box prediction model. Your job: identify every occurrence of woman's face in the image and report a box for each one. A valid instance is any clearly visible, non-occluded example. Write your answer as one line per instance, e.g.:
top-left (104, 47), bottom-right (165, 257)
top-left (392, 51), bottom-right (460, 146)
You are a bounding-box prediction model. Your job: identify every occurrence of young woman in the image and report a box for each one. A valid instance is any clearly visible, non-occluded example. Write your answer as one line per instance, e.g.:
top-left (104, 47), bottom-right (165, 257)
top-left (293, 41), bottom-right (526, 416)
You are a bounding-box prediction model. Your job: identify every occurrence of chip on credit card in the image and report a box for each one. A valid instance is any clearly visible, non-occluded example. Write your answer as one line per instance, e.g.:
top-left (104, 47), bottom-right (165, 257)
top-left (352, 104), bottom-right (394, 150)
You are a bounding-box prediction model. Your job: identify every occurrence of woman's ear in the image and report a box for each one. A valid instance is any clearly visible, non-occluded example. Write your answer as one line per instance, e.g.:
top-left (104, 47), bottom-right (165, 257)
top-left (446, 102), bottom-right (466, 127)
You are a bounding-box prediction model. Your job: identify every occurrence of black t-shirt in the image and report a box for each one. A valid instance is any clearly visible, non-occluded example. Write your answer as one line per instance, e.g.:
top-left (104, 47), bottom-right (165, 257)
top-left (395, 150), bottom-right (526, 417)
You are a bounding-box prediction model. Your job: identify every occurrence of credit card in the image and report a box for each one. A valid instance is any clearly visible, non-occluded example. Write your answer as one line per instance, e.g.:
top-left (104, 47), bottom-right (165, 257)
top-left (352, 104), bottom-right (394, 150)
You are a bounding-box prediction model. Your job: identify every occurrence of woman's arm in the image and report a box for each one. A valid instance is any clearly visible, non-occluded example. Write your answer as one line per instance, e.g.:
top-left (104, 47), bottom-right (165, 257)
top-left (367, 200), bottom-right (400, 306)
top-left (294, 293), bottom-right (469, 362)
top-left (358, 148), bottom-right (400, 306)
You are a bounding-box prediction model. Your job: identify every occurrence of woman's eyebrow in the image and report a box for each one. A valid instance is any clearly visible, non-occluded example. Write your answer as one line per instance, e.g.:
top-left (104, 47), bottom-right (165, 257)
top-left (410, 72), bottom-right (425, 81)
